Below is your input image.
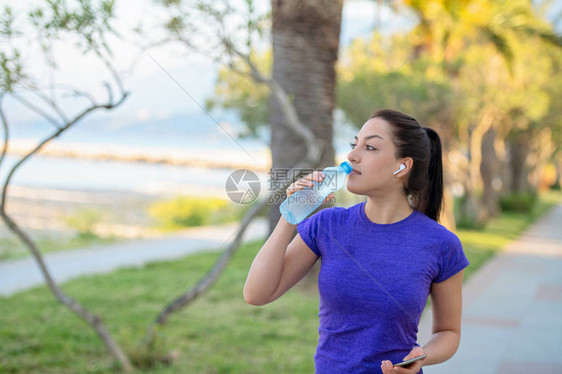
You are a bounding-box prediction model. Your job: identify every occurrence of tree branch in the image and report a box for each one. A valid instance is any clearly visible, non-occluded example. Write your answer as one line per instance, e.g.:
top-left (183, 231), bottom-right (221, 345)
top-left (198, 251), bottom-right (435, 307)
top-left (0, 89), bottom-right (131, 371)
top-left (141, 155), bottom-right (322, 348)
top-left (142, 0), bottom-right (325, 351)
top-left (0, 210), bottom-right (133, 371)
top-left (222, 40), bottom-right (322, 164)
top-left (0, 92), bottom-right (127, 212)
top-left (32, 88), bottom-right (69, 124)
top-left (0, 1), bottom-right (135, 370)
top-left (11, 92), bottom-right (63, 130)
top-left (168, 26), bottom-right (323, 164)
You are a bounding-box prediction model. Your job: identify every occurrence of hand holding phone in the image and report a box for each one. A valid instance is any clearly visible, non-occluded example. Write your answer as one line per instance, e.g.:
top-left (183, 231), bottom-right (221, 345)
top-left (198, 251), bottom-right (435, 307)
top-left (393, 354), bottom-right (427, 368)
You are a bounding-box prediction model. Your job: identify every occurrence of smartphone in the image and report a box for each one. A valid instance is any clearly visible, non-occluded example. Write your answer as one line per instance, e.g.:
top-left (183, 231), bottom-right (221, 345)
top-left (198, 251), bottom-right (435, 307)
top-left (393, 354), bottom-right (427, 367)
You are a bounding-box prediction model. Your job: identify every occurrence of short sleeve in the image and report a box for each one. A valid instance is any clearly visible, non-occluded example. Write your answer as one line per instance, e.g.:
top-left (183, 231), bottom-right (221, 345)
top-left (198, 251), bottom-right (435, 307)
top-left (433, 234), bottom-right (470, 283)
top-left (296, 211), bottom-right (323, 257)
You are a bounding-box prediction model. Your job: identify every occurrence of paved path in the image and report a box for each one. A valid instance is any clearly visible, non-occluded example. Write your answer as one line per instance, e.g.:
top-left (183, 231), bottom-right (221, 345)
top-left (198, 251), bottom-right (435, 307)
top-left (0, 219), bottom-right (267, 296)
top-left (418, 203), bottom-right (562, 374)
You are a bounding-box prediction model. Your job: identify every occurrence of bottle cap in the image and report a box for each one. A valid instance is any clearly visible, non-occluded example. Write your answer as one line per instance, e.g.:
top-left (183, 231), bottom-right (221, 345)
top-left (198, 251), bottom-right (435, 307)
top-left (340, 161), bottom-right (352, 174)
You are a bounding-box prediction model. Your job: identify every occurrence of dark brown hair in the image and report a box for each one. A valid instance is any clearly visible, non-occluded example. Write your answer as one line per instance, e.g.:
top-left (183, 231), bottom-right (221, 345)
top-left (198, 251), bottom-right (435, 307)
top-left (370, 109), bottom-right (443, 222)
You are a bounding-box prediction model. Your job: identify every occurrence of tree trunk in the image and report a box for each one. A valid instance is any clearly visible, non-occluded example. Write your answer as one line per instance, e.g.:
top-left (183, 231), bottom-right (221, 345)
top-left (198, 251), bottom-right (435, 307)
top-left (555, 151), bottom-right (562, 188)
top-left (528, 127), bottom-right (554, 192)
top-left (480, 126), bottom-right (501, 219)
top-left (459, 110), bottom-right (494, 226)
top-left (509, 130), bottom-right (533, 193)
top-left (469, 110), bottom-right (494, 195)
top-left (268, 0), bottom-right (343, 234)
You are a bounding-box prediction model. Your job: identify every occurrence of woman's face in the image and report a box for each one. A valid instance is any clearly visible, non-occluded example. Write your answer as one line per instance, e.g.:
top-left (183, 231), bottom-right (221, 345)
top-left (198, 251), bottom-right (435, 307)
top-left (346, 117), bottom-right (405, 196)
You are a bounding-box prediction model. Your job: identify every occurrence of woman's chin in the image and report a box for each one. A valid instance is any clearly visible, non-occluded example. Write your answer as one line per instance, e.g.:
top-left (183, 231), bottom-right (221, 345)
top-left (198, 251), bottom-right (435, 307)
top-left (345, 182), bottom-right (366, 196)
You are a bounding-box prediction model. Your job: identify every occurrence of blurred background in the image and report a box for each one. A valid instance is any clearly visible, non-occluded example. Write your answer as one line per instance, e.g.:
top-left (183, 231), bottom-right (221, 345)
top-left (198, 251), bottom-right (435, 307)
top-left (1, 0), bottom-right (561, 373)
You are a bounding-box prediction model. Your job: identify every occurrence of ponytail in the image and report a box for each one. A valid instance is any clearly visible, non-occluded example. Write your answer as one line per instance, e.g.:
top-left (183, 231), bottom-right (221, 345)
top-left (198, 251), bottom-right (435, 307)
top-left (370, 109), bottom-right (444, 222)
top-left (422, 127), bottom-right (443, 222)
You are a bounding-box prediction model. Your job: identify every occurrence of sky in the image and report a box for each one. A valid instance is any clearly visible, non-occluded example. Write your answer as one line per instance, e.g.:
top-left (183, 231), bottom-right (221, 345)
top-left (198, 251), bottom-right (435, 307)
top-left (2, 0), bottom-right (560, 195)
top-left (3, 0), bottom-right (415, 128)
top-left (4, 0), bottom-right (560, 130)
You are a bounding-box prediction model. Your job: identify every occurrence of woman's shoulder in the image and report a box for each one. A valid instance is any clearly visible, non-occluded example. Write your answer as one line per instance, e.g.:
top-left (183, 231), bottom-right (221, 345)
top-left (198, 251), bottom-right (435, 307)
top-left (412, 210), bottom-right (461, 245)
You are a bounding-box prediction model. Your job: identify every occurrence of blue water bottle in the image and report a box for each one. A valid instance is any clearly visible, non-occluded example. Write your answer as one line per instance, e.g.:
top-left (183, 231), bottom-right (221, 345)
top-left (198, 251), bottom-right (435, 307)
top-left (279, 161), bottom-right (352, 225)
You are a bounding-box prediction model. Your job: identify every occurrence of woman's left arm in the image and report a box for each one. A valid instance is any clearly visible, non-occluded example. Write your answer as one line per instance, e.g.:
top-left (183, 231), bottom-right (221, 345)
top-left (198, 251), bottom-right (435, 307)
top-left (421, 269), bottom-right (465, 366)
top-left (381, 269), bottom-right (465, 374)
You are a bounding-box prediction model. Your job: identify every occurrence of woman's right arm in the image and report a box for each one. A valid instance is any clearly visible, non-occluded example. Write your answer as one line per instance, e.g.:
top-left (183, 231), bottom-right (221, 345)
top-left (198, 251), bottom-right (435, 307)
top-left (243, 171), bottom-right (327, 306)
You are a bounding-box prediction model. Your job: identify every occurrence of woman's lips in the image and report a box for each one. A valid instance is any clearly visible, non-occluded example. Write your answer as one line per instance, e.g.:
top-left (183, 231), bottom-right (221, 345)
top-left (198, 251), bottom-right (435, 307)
top-left (350, 169), bottom-right (361, 175)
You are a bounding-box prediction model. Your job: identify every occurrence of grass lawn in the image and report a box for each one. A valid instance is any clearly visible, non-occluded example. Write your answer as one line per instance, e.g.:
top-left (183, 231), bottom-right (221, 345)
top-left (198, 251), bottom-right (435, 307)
top-left (0, 190), bottom-right (560, 373)
top-left (0, 240), bottom-right (320, 374)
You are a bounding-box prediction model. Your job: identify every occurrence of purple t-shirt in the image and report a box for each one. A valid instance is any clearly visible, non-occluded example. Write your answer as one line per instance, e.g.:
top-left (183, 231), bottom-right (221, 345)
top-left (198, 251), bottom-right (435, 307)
top-left (297, 202), bottom-right (470, 374)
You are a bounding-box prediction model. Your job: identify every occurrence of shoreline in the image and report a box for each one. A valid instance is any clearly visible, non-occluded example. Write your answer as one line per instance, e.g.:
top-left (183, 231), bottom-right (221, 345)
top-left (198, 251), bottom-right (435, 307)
top-left (6, 139), bottom-right (273, 172)
top-left (6, 139), bottom-right (347, 173)
top-left (6, 139), bottom-right (352, 171)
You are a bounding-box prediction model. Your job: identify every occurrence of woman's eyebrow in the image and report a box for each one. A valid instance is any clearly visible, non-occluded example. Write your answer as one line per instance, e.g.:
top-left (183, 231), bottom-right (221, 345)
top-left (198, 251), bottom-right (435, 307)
top-left (354, 134), bottom-right (384, 140)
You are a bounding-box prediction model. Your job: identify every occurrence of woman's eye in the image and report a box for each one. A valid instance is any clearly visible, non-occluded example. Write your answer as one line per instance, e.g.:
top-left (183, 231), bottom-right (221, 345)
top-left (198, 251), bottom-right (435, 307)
top-left (349, 143), bottom-right (376, 151)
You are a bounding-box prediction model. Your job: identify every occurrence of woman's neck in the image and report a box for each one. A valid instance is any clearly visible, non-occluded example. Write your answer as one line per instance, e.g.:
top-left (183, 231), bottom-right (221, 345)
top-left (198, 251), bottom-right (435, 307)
top-left (363, 194), bottom-right (413, 225)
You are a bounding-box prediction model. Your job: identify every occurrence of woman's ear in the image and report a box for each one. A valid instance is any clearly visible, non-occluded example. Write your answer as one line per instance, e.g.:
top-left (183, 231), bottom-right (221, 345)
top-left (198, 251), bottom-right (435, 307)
top-left (400, 157), bottom-right (414, 176)
top-left (402, 158), bottom-right (413, 172)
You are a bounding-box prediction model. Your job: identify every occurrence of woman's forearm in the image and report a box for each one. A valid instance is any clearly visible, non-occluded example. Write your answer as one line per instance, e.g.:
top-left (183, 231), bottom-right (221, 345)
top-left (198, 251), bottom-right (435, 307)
top-left (243, 217), bottom-right (296, 305)
top-left (421, 330), bottom-right (461, 366)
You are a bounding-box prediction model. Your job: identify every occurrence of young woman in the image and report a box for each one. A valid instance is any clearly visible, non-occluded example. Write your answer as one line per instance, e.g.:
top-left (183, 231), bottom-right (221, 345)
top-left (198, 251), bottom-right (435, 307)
top-left (243, 109), bottom-right (470, 374)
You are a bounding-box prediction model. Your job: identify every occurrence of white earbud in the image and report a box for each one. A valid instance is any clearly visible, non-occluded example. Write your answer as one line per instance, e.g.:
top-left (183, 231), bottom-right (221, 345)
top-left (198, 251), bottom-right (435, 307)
top-left (393, 163), bottom-right (406, 175)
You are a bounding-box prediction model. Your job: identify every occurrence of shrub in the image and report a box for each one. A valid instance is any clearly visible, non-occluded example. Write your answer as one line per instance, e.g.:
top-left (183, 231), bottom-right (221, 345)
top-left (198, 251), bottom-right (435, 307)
top-left (148, 196), bottom-right (245, 230)
top-left (64, 208), bottom-right (104, 238)
top-left (500, 192), bottom-right (538, 213)
top-left (453, 195), bottom-right (486, 229)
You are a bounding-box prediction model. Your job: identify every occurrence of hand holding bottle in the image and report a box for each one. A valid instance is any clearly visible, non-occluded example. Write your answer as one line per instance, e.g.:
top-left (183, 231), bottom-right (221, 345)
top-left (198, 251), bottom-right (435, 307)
top-left (280, 161), bottom-right (352, 225)
top-left (285, 171), bottom-right (336, 202)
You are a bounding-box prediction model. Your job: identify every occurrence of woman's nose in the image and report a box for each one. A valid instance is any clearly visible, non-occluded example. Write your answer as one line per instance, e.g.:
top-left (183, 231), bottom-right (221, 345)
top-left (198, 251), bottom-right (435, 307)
top-left (347, 148), bottom-right (359, 163)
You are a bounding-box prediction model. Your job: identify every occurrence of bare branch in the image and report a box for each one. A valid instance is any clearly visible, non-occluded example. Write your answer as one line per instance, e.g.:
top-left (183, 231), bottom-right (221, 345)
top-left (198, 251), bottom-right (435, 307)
top-left (0, 1), bottom-right (134, 370)
top-left (0, 89), bottom-right (130, 370)
top-left (0, 207), bottom-right (133, 372)
top-left (63, 87), bottom-right (98, 107)
top-left (0, 91), bottom-right (128, 213)
top-left (47, 70), bottom-right (66, 123)
top-left (103, 82), bottom-right (114, 105)
top-left (222, 42), bottom-right (322, 164)
top-left (32, 89), bottom-right (69, 123)
top-left (11, 92), bottom-right (63, 130)
top-left (142, 155), bottom-right (323, 348)
top-left (170, 29), bottom-right (322, 165)
top-left (94, 48), bottom-right (126, 98)
top-left (161, 0), bottom-right (323, 164)
top-left (23, 82), bottom-right (105, 112)
top-left (140, 0), bottom-right (324, 350)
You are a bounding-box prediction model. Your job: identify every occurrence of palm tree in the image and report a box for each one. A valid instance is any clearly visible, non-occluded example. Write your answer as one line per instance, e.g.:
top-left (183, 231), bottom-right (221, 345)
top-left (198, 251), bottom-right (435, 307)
top-left (268, 0), bottom-right (344, 232)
